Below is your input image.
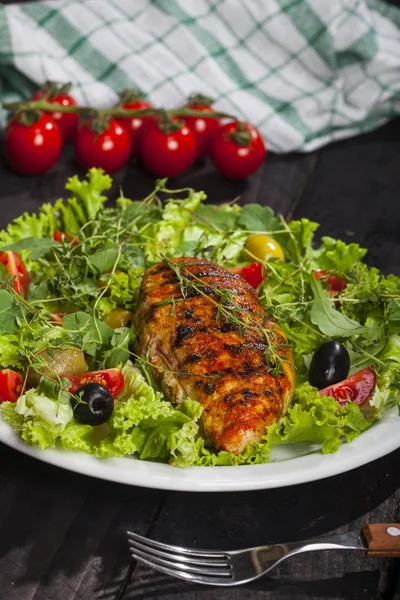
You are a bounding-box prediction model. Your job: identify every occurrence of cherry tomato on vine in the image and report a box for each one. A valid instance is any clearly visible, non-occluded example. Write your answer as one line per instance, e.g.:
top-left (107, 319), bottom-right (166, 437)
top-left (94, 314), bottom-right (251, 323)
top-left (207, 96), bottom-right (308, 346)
top-left (140, 116), bottom-right (196, 178)
top-left (184, 93), bottom-right (221, 161)
top-left (31, 82), bottom-right (79, 142)
top-left (228, 262), bottom-right (265, 288)
top-left (4, 113), bottom-right (62, 176)
top-left (0, 369), bottom-right (23, 403)
top-left (66, 368), bottom-right (124, 398)
top-left (210, 121), bottom-right (266, 180)
top-left (74, 118), bottom-right (131, 173)
top-left (0, 251), bottom-right (30, 298)
top-left (116, 89), bottom-right (154, 157)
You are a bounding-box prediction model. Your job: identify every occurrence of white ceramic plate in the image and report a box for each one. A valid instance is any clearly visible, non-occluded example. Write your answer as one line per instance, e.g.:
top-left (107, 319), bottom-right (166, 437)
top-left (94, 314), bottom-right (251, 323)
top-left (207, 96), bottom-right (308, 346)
top-left (0, 409), bottom-right (399, 491)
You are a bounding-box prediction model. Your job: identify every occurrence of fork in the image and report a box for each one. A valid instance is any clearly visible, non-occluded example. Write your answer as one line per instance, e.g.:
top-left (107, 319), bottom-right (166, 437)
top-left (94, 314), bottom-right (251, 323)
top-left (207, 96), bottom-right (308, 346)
top-left (128, 523), bottom-right (400, 586)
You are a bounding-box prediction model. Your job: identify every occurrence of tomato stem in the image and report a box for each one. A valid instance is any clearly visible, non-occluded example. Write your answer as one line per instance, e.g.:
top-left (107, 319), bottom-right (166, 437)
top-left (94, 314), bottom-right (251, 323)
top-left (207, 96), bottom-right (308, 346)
top-left (38, 80), bottom-right (73, 99)
top-left (2, 99), bottom-right (235, 121)
top-left (228, 121), bottom-right (252, 146)
top-left (186, 92), bottom-right (215, 107)
top-left (118, 88), bottom-right (147, 103)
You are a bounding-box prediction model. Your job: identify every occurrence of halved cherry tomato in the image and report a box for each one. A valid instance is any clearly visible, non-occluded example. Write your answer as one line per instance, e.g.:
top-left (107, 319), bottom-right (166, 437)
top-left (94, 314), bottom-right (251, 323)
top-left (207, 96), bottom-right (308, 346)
top-left (0, 251), bottom-right (30, 298)
top-left (228, 262), bottom-right (265, 289)
top-left (66, 368), bottom-right (124, 398)
top-left (319, 367), bottom-right (376, 409)
top-left (53, 230), bottom-right (79, 246)
top-left (0, 369), bottom-right (23, 403)
top-left (314, 269), bottom-right (347, 295)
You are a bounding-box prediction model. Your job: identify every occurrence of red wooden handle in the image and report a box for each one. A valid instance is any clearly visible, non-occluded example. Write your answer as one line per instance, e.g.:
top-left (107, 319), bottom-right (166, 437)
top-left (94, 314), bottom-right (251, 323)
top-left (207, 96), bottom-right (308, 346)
top-left (362, 524), bottom-right (400, 557)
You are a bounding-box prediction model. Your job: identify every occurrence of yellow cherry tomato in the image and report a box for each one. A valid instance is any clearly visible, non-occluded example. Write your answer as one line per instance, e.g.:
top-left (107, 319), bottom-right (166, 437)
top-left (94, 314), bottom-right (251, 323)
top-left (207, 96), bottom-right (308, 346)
top-left (242, 234), bottom-right (285, 263)
top-left (103, 308), bottom-right (133, 329)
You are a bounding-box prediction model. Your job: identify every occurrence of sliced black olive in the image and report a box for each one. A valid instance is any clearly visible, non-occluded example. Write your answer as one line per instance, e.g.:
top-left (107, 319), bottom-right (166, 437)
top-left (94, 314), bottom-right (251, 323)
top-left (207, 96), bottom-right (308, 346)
top-left (309, 341), bottom-right (350, 390)
top-left (71, 382), bottom-right (114, 425)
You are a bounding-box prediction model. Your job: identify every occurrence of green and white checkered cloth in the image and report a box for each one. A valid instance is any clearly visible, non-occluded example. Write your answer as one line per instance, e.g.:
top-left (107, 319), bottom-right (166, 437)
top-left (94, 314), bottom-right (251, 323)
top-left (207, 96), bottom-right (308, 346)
top-left (1, 0), bottom-right (400, 152)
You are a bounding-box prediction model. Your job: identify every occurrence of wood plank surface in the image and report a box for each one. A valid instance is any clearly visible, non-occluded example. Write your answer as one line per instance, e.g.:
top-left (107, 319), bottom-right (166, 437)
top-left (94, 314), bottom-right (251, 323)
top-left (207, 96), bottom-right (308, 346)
top-left (0, 120), bottom-right (399, 600)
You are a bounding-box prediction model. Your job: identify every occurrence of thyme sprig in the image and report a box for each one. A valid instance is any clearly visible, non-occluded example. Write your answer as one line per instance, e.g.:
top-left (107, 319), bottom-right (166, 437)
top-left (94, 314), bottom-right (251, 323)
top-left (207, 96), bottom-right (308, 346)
top-left (162, 257), bottom-right (293, 376)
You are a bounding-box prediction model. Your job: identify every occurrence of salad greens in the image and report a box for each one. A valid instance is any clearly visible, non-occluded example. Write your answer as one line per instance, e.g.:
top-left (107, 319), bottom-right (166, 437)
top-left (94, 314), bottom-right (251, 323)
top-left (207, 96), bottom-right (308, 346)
top-left (0, 168), bottom-right (399, 467)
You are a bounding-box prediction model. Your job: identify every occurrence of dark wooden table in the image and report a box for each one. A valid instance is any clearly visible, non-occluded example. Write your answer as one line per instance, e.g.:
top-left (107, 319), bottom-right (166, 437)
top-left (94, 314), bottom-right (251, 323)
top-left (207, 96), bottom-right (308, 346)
top-left (0, 119), bottom-right (399, 600)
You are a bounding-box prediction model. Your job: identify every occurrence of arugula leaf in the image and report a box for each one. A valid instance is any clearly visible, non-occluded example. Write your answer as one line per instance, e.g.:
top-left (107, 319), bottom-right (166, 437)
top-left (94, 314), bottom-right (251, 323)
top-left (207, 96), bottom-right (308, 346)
top-left (0, 237), bottom-right (59, 260)
top-left (87, 243), bottom-right (120, 274)
top-left (123, 202), bottom-right (162, 225)
top-left (0, 290), bottom-right (19, 333)
top-left (62, 311), bottom-right (114, 357)
top-left (194, 204), bottom-right (240, 231)
top-left (238, 204), bottom-right (281, 232)
top-left (104, 328), bottom-right (131, 368)
top-left (310, 276), bottom-right (369, 337)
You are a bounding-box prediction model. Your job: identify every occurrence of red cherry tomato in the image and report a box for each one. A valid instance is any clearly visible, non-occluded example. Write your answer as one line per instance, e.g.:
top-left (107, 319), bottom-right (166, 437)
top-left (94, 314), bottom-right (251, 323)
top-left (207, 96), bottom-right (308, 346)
top-left (4, 113), bottom-right (62, 176)
top-left (0, 251), bottom-right (30, 298)
top-left (31, 89), bottom-right (79, 142)
top-left (327, 274), bottom-right (347, 292)
top-left (0, 369), bottom-right (23, 403)
top-left (209, 121), bottom-right (266, 180)
top-left (66, 368), bottom-right (124, 398)
top-left (184, 95), bottom-right (221, 161)
top-left (228, 262), bottom-right (265, 289)
top-left (140, 118), bottom-right (196, 178)
top-left (314, 270), bottom-right (347, 295)
top-left (74, 118), bottom-right (131, 173)
top-left (319, 367), bottom-right (376, 409)
top-left (53, 230), bottom-right (79, 246)
top-left (116, 91), bottom-right (154, 157)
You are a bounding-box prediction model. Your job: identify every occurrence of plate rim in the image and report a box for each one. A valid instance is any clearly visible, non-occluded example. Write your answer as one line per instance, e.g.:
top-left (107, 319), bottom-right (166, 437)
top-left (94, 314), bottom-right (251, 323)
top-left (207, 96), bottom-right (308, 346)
top-left (0, 408), bottom-right (399, 492)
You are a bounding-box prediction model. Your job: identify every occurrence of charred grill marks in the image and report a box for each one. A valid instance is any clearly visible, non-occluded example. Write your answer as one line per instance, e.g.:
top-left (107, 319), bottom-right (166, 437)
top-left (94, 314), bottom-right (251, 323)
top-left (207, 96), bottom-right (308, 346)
top-left (135, 256), bottom-right (295, 455)
top-left (175, 324), bottom-right (196, 345)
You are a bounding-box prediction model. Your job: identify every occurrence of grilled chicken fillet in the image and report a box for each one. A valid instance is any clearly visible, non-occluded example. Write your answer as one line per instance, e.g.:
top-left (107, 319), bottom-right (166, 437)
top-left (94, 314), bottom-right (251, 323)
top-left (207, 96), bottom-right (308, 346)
top-left (134, 257), bottom-right (294, 454)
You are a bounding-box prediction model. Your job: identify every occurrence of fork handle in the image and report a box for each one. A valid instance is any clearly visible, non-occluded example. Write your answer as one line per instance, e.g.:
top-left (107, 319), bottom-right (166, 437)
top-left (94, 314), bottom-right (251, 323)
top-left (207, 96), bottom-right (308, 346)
top-left (362, 524), bottom-right (400, 557)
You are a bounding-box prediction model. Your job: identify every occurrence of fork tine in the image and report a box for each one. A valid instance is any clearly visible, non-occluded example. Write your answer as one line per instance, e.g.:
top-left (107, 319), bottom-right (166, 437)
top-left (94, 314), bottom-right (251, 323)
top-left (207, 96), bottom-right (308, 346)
top-left (127, 531), bottom-right (226, 559)
top-left (128, 544), bottom-right (232, 577)
top-left (129, 550), bottom-right (235, 586)
top-left (128, 536), bottom-right (229, 567)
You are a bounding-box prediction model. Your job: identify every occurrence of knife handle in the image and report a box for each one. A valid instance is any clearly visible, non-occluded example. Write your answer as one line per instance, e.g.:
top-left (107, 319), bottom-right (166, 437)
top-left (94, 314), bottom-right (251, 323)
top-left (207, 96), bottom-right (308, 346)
top-left (362, 524), bottom-right (400, 557)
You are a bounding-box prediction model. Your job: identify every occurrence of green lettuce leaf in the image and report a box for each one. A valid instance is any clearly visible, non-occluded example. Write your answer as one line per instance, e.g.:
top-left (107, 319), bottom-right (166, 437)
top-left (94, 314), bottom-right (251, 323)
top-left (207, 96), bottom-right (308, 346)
top-left (0, 333), bottom-right (21, 367)
top-left (0, 203), bottom-right (58, 246)
top-left (266, 382), bottom-right (370, 453)
top-left (55, 168), bottom-right (112, 235)
top-left (313, 237), bottom-right (367, 273)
